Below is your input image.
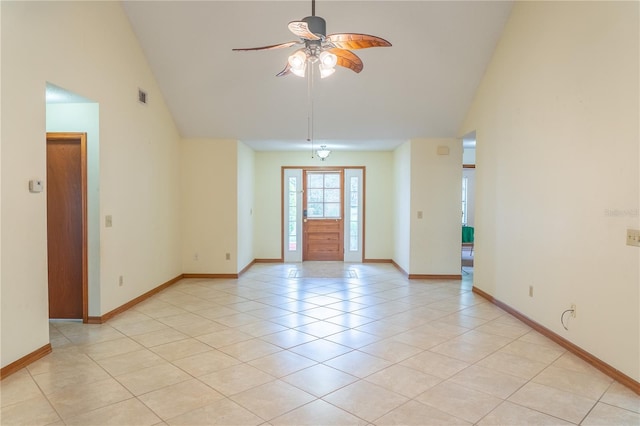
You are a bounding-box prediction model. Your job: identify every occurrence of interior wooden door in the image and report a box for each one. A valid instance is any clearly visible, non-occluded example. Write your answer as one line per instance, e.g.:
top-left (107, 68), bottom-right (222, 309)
top-left (303, 170), bottom-right (344, 261)
top-left (47, 133), bottom-right (88, 320)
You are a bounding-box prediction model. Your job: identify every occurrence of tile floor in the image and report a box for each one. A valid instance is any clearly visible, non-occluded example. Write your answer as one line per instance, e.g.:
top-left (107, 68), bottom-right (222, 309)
top-left (1, 262), bottom-right (639, 425)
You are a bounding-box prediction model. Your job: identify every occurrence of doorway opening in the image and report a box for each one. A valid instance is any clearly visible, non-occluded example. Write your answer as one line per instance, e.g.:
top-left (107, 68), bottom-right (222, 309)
top-left (462, 132), bottom-right (476, 276)
top-left (283, 166), bottom-right (364, 263)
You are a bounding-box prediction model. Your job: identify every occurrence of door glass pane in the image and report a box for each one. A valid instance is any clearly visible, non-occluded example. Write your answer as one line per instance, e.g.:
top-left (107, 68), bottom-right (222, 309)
top-left (288, 176), bottom-right (297, 251)
top-left (349, 176), bottom-right (359, 251)
top-left (306, 171), bottom-right (342, 219)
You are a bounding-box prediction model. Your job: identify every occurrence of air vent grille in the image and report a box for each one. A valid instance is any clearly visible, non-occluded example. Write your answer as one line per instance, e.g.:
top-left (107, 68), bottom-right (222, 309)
top-left (138, 89), bottom-right (147, 104)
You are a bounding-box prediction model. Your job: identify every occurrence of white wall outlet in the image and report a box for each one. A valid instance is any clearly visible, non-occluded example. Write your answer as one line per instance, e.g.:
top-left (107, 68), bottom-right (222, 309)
top-left (417, 211), bottom-right (423, 219)
top-left (571, 304), bottom-right (577, 318)
top-left (529, 285), bottom-right (534, 297)
top-left (627, 229), bottom-right (640, 247)
top-left (105, 215), bottom-right (113, 228)
top-left (225, 253), bottom-right (231, 260)
top-left (118, 275), bottom-right (124, 287)
top-left (193, 253), bottom-right (199, 261)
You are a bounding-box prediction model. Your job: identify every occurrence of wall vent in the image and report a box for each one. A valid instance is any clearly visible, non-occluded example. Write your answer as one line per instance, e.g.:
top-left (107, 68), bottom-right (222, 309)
top-left (138, 89), bottom-right (148, 104)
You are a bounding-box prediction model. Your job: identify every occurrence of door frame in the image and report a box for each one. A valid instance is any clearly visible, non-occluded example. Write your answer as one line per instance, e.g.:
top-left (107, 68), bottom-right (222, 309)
top-left (281, 166), bottom-right (366, 262)
top-left (46, 132), bottom-right (89, 322)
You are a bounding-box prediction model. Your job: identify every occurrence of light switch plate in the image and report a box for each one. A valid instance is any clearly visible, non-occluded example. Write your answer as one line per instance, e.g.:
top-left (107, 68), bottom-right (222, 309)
top-left (29, 179), bottom-right (44, 193)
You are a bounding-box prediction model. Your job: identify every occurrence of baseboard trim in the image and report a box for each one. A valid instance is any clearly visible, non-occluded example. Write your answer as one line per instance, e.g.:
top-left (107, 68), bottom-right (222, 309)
top-left (363, 258), bottom-right (393, 263)
top-left (472, 286), bottom-right (640, 395)
top-left (182, 273), bottom-right (239, 279)
top-left (239, 260), bottom-right (256, 275)
top-left (254, 258), bottom-right (283, 263)
top-left (1, 344), bottom-right (52, 380)
top-left (90, 274), bottom-right (184, 324)
top-left (408, 274), bottom-right (463, 280)
top-left (391, 260), bottom-right (407, 276)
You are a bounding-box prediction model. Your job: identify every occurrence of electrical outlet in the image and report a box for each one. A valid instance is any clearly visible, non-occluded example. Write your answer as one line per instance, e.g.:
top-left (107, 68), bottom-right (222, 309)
top-left (225, 253), bottom-right (231, 260)
top-left (193, 253), bottom-right (199, 261)
top-left (627, 229), bottom-right (640, 247)
top-left (529, 286), bottom-right (533, 297)
top-left (571, 304), bottom-right (576, 318)
top-left (118, 275), bottom-right (124, 287)
top-left (105, 215), bottom-right (113, 228)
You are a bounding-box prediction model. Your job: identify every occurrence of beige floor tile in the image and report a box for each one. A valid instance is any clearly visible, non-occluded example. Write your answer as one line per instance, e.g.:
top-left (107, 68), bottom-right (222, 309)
top-left (248, 350), bottom-right (317, 377)
top-left (477, 401), bottom-right (573, 425)
top-left (476, 350), bottom-right (548, 380)
top-left (196, 328), bottom-right (253, 347)
top-left (415, 381), bottom-right (503, 424)
top-left (581, 402), bottom-right (640, 426)
top-left (82, 336), bottom-right (145, 361)
top-left (324, 328), bottom-right (381, 348)
top-left (95, 348), bottom-right (166, 377)
top-left (231, 380), bottom-right (316, 421)
top-left (474, 318), bottom-right (531, 339)
top-left (172, 349), bottom-right (241, 376)
top-left (323, 380), bottom-right (409, 422)
top-left (259, 329), bottom-right (317, 348)
top-left (365, 364), bottom-right (442, 398)
top-left (235, 320), bottom-right (288, 337)
top-left (166, 398), bottom-right (264, 426)
top-left (171, 318), bottom-right (228, 337)
top-left (156, 312), bottom-right (208, 328)
top-left (508, 381), bottom-right (597, 424)
top-left (26, 347), bottom-right (93, 376)
top-left (131, 328), bottom-right (190, 348)
top-left (500, 339), bottom-right (566, 364)
top-left (0, 394), bottom-right (61, 426)
top-left (392, 329), bottom-right (451, 350)
top-left (449, 365), bottom-right (527, 399)
top-left (600, 381), bottom-right (640, 413)
top-left (400, 350), bottom-right (469, 379)
top-left (115, 363), bottom-right (191, 396)
top-left (151, 338), bottom-right (212, 361)
top-left (551, 351), bottom-right (609, 376)
top-left (138, 379), bottom-right (224, 420)
top-left (219, 338), bottom-right (282, 362)
top-left (199, 363), bottom-right (275, 396)
top-left (324, 350), bottom-right (392, 378)
top-left (271, 399), bottom-right (367, 426)
top-left (375, 400), bottom-right (471, 425)
top-left (532, 365), bottom-right (613, 400)
top-left (295, 320), bottom-right (348, 338)
top-left (359, 338), bottom-right (424, 362)
top-left (46, 377), bottom-right (132, 419)
top-left (281, 364), bottom-right (358, 397)
top-left (32, 361), bottom-right (111, 395)
top-left (58, 323), bottom-right (125, 345)
top-left (111, 318), bottom-right (169, 336)
top-left (0, 369), bottom-right (46, 407)
top-left (215, 312), bottom-right (264, 327)
top-left (64, 397), bottom-right (161, 425)
top-left (288, 339), bottom-right (353, 362)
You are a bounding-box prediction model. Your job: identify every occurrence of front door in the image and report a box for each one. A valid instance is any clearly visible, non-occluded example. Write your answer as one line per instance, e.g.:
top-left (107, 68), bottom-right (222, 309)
top-left (303, 170), bottom-right (344, 261)
top-left (46, 133), bottom-right (87, 320)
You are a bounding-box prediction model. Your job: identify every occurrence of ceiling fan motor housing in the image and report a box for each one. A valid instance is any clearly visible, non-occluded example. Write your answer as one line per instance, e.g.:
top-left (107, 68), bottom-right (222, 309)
top-left (302, 16), bottom-right (326, 38)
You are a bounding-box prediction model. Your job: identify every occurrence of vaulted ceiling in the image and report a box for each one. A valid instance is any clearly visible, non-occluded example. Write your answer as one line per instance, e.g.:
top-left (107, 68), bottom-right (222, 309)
top-left (122, 1), bottom-right (512, 151)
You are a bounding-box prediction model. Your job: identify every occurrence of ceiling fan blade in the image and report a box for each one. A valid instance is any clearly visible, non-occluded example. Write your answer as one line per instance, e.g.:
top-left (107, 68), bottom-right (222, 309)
top-left (326, 33), bottom-right (391, 50)
top-left (232, 41), bottom-right (299, 51)
top-left (288, 21), bottom-right (321, 40)
top-left (276, 63), bottom-right (292, 77)
top-left (329, 48), bottom-right (363, 73)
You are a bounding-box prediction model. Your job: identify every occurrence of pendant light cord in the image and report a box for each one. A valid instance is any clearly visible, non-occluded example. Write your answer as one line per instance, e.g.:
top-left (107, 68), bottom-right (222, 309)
top-left (307, 63), bottom-right (314, 158)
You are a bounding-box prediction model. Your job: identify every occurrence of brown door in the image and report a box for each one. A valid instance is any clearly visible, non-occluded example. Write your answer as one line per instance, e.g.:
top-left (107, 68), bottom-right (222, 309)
top-left (303, 170), bottom-right (344, 261)
top-left (46, 133), bottom-right (88, 320)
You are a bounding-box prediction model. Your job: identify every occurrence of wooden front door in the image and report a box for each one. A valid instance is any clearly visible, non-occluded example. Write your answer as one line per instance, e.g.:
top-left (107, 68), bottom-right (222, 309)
top-left (303, 170), bottom-right (344, 261)
top-left (46, 133), bottom-right (88, 320)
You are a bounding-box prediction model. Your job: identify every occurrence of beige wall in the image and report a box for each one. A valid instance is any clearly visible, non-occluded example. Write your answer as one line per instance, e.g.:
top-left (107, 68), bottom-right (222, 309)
top-left (1, 1), bottom-right (182, 368)
top-left (461, 1), bottom-right (639, 381)
top-left (392, 142), bottom-right (412, 272)
top-left (253, 151), bottom-right (394, 261)
top-left (237, 142), bottom-right (255, 271)
top-left (181, 139), bottom-right (239, 274)
top-left (409, 139), bottom-right (462, 275)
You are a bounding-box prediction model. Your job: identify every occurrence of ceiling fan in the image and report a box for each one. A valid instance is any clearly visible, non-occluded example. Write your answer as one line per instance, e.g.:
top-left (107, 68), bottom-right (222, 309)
top-left (232, 0), bottom-right (391, 78)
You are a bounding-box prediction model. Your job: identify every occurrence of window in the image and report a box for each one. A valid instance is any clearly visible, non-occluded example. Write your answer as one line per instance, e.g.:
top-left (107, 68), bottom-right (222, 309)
top-left (462, 175), bottom-right (468, 225)
top-left (306, 172), bottom-right (341, 218)
top-left (349, 176), bottom-right (359, 251)
top-left (288, 176), bottom-right (297, 250)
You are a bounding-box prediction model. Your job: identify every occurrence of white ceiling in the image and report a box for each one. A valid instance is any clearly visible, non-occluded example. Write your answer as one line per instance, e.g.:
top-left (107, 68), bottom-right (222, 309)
top-left (121, 1), bottom-right (511, 151)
